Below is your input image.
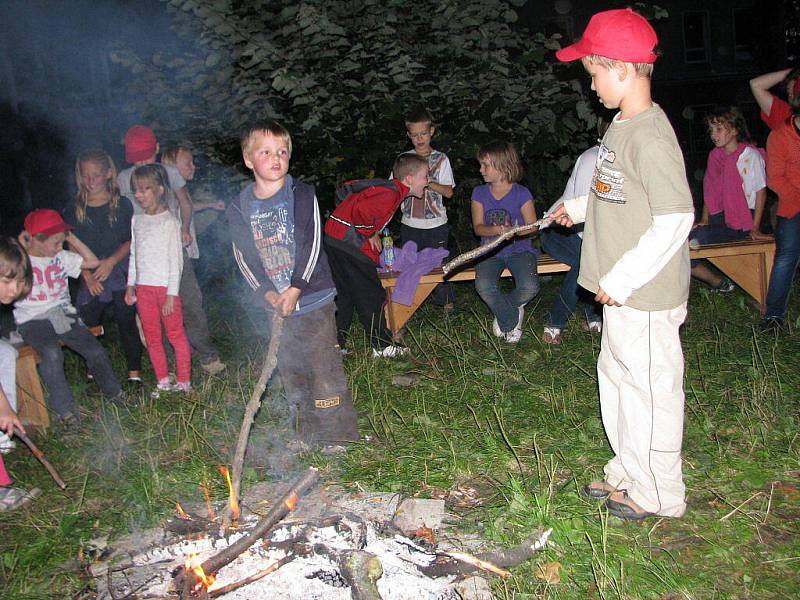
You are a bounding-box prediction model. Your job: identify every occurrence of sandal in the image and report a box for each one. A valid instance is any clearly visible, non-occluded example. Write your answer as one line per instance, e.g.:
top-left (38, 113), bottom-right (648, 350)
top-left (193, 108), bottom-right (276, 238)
top-left (580, 480), bottom-right (619, 500)
top-left (0, 486), bottom-right (41, 512)
top-left (605, 490), bottom-right (654, 521)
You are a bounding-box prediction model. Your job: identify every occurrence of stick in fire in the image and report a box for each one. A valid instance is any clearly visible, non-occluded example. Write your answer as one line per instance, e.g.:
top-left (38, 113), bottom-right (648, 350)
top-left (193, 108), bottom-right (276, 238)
top-left (13, 426), bottom-right (67, 489)
top-left (173, 467), bottom-right (320, 597)
top-left (226, 311), bottom-right (284, 526)
top-left (441, 214), bottom-right (555, 275)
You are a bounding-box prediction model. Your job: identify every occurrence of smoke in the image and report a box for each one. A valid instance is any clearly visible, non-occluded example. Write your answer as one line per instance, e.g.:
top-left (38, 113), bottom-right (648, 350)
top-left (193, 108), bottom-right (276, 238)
top-left (0, 0), bottom-right (182, 233)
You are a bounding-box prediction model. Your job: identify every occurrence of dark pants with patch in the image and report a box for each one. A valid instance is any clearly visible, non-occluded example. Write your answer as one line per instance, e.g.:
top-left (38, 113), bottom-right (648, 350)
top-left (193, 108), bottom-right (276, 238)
top-left (277, 303), bottom-right (359, 444)
top-left (177, 255), bottom-right (219, 365)
top-left (18, 319), bottom-right (122, 418)
top-left (324, 242), bottom-right (393, 350)
top-left (79, 289), bottom-right (142, 373)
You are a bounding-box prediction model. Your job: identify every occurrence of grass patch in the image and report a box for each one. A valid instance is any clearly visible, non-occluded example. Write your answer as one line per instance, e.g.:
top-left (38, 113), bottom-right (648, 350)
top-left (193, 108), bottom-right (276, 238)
top-left (1, 276), bottom-right (798, 598)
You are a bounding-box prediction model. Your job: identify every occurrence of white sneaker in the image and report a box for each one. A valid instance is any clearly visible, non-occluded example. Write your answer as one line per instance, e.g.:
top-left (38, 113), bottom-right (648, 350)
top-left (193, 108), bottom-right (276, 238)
top-left (174, 382), bottom-right (192, 393)
top-left (372, 345), bottom-right (409, 358)
top-left (586, 320), bottom-right (602, 334)
top-left (516, 306), bottom-right (525, 329)
top-left (151, 379), bottom-right (174, 399)
top-left (504, 327), bottom-right (522, 344)
top-left (491, 318), bottom-right (502, 337)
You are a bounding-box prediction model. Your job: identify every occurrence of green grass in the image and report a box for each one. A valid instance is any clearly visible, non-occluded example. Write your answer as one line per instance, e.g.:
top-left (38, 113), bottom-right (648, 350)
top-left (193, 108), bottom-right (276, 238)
top-left (1, 277), bottom-right (798, 599)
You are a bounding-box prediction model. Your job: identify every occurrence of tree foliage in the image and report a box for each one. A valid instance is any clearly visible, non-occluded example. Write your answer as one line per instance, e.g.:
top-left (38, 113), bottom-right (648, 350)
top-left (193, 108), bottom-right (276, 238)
top-left (111, 0), bottom-right (596, 211)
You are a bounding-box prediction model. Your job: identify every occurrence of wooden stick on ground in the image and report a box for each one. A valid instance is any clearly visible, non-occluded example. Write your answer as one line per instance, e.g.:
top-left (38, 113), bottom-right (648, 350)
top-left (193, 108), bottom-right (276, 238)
top-left (226, 312), bottom-right (284, 525)
top-left (13, 426), bottom-right (67, 489)
top-left (174, 467), bottom-right (320, 596)
top-left (208, 553), bottom-right (296, 598)
top-left (441, 215), bottom-right (554, 275)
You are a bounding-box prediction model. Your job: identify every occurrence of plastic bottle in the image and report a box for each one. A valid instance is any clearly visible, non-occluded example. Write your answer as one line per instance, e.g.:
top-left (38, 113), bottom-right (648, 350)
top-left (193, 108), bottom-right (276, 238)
top-left (381, 228), bottom-right (395, 270)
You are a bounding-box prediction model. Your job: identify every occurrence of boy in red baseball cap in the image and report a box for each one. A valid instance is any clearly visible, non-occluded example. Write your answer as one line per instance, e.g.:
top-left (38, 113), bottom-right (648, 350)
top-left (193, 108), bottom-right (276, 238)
top-left (551, 9), bottom-right (694, 520)
top-left (15, 210), bottom-right (126, 423)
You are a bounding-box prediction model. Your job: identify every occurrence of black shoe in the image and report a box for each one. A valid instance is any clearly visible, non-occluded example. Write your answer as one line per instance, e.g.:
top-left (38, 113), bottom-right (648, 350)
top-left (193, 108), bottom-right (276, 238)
top-left (109, 391), bottom-right (130, 407)
top-left (580, 481), bottom-right (616, 500)
top-left (759, 317), bottom-right (783, 334)
top-left (605, 491), bottom-right (655, 521)
top-left (713, 277), bottom-right (735, 294)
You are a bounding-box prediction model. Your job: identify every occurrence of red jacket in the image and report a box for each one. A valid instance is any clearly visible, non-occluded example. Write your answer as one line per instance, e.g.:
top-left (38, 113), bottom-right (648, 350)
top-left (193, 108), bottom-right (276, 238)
top-left (767, 119), bottom-right (800, 219)
top-left (323, 179), bottom-right (409, 263)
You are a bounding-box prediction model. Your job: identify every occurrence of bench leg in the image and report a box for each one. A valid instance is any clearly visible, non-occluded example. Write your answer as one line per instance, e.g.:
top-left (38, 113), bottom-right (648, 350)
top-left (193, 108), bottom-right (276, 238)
top-left (15, 352), bottom-right (49, 433)
top-left (383, 282), bottom-right (439, 336)
top-left (708, 253), bottom-right (768, 312)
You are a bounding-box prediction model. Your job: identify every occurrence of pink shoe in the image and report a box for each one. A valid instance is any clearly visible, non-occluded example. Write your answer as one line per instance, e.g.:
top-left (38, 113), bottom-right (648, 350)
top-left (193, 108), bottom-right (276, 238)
top-left (174, 382), bottom-right (192, 393)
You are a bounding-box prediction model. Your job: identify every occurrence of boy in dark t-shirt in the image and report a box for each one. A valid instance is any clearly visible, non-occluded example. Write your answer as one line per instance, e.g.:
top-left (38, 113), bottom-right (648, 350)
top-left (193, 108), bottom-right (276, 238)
top-left (227, 120), bottom-right (358, 448)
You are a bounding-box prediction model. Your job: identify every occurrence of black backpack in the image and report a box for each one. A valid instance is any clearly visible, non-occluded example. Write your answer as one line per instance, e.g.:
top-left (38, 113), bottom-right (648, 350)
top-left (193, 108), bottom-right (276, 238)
top-left (334, 179), bottom-right (398, 206)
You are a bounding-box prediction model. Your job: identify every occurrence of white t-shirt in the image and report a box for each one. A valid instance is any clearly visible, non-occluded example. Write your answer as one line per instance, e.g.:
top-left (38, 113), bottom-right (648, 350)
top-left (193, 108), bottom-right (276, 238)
top-left (737, 146), bottom-right (767, 210)
top-left (13, 250), bottom-right (83, 325)
top-left (128, 210), bottom-right (184, 296)
top-left (118, 163), bottom-right (199, 259)
top-left (395, 150), bottom-right (455, 230)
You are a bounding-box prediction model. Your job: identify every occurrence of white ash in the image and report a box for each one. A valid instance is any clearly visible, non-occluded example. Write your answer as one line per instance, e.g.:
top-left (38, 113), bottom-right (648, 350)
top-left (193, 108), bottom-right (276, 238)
top-left (96, 521), bottom-right (458, 599)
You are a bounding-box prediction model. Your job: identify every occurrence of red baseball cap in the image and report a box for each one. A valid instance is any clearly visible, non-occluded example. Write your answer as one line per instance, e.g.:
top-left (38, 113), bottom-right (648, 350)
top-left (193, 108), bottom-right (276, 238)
top-left (556, 8), bottom-right (658, 64)
top-left (124, 125), bottom-right (158, 163)
top-left (24, 209), bottom-right (72, 237)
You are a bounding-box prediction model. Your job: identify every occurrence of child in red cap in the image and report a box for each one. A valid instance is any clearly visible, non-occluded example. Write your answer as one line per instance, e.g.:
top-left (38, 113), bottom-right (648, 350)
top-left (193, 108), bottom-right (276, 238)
top-left (15, 210), bottom-right (126, 423)
top-left (552, 8), bottom-right (694, 520)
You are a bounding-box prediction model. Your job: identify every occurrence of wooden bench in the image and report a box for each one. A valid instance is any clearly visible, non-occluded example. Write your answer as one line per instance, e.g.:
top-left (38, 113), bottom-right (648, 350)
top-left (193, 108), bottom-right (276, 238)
top-left (15, 325), bottom-right (104, 433)
top-left (379, 239), bottom-right (776, 336)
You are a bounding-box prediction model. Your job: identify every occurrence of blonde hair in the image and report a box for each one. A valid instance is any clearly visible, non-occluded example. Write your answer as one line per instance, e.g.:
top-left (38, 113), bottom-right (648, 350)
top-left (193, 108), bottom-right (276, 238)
top-left (477, 141), bottom-right (523, 183)
top-left (0, 237), bottom-right (32, 299)
top-left (392, 153), bottom-right (428, 181)
top-left (74, 149), bottom-right (122, 225)
top-left (131, 164), bottom-right (172, 208)
top-left (161, 143), bottom-right (192, 167)
top-left (240, 120), bottom-right (292, 156)
top-left (582, 54), bottom-right (654, 78)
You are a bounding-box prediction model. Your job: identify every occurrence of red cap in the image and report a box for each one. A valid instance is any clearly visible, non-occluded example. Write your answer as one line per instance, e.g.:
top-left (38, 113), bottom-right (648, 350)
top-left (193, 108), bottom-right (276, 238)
top-left (124, 125), bottom-right (158, 163)
top-left (556, 8), bottom-right (658, 64)
top-left (24, 209), bottom-right (72, 237)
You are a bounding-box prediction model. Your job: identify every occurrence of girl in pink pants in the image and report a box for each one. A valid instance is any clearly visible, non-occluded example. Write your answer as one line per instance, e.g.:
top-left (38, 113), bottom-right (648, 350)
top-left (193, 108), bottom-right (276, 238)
top-left (125, 164), bottom-right (191, 397)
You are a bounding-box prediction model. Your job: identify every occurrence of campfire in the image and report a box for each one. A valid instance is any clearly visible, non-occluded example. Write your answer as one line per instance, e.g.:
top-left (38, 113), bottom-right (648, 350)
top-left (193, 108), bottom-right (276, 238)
top-left (89, 467), bottom-right (551, 599)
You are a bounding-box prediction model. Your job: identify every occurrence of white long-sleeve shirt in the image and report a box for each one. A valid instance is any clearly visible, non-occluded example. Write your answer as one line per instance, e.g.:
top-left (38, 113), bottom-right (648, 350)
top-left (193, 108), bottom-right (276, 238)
top-left (127, 210), bottom-right (183, 296)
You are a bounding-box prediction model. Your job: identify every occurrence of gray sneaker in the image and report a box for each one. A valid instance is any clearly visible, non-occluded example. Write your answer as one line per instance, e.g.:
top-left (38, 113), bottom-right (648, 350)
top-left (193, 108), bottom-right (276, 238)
top-left (372, 345), bottom-right (409, 358)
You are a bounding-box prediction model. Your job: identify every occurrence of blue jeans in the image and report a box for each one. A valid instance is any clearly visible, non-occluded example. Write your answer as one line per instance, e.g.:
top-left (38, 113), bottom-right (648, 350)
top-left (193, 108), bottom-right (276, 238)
top-left (475, 251), bottom-right (539, 332)
top-left (764, 213), bottom-right (800, 321)
top-left (540, 228), bottom-right (602, 329)
top-left (689, 220), bottom-right (748, 269)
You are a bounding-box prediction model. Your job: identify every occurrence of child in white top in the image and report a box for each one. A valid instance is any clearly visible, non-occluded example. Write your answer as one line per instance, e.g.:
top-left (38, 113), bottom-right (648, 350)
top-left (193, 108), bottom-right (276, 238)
top-left (15, 210), bottom-right (125, 422)
top-left (125, 165), bottom-right (192, 397)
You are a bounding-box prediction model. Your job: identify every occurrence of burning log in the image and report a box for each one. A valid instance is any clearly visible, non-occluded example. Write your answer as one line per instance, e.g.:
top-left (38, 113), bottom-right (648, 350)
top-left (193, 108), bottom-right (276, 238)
top-left (312, 545), bottom-right (384, 600)
top-left (226, 311), bottom-right (284, 526)
top-left (13, 425), bottom-right (67, 489)
top-left (422, 528), bottom-right (553, 579)
top-left (173, 467), bottom-right (319, 596)
top-left (441, 215), bottom-right (554, 275)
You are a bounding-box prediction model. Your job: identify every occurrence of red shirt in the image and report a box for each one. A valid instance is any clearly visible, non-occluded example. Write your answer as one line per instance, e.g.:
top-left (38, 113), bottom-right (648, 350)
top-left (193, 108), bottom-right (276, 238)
top-left (761, 96), bottom-right (792, 130)
top-left (767, 119), bottom-right (800, 219)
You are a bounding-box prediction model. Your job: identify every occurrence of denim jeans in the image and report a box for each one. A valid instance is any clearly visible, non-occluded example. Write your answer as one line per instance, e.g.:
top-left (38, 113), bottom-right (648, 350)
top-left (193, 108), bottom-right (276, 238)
top-left (18, 319), bottom-right (122, 418)
top-left (764, 213), bottom-right (800, 321)
top-left (475, 251), bottom-right (539, 332)
top-left (540, 228), bottom-right (602, 330)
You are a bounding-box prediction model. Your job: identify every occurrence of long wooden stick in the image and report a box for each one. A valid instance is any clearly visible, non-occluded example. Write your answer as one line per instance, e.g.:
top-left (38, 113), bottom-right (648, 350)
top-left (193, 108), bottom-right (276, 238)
top-left (227, 312), bottom-right (284, 524)
top-left (208, 553), bottom-right (296, 597)
top-left (13, 426), bottom-right (67, 489)
top-left (441, 215), bottom-right (554, 275)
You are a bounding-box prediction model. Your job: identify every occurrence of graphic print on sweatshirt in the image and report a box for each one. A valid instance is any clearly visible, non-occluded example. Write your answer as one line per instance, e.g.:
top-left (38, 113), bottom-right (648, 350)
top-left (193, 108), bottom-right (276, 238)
top-left (249, 196), bottom-right (295, 293)
top-left (591, 142), bottom-right (626, 205)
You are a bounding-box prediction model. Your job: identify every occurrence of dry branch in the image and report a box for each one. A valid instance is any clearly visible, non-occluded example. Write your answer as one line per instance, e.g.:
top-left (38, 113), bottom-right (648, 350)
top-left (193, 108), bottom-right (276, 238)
top-left (312, 545), bottom-right (383, 600)
top-left (173, 467), bottom-right (319, 594)
top-left (441, 215), bottom-right (554, 275)
top-left (227, 311), bottom-right (284, 525)
top-left (208, 554), bottom-right (296, 598)
top-left (14, 425), bottom-right (67, 489)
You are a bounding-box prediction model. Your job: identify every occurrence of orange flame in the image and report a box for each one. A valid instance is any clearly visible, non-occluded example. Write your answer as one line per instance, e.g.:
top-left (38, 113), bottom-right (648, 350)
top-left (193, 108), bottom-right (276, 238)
top-left (184, 554), bottom-right (216, 591)
top-left (175, 502), bottom-right (191, 520)
top-left (219, 465), bottom-right (240, 523)
top-left (200, 482), bottom-right (216, 521)
top-left (284, 491), bottom-right (299, 512)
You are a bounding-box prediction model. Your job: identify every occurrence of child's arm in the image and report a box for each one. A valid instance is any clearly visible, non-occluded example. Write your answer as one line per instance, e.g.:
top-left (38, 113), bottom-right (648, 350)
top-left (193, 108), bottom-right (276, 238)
top-left (749, 69), bottom-right (791, 116)
top-left (427, 181), bottom-right (454, 199)
top-left (0, 386), bottom-right (23, 437)
top-left (750, 189), bottom-right (770, 240)
top-left (289, 187), bottom-right (324, 292)
top-left (193, 199), bottom-right (226, 211)
top-left (271, 287), bottom-right (302, 316)
top-left (165, 219), bottom-right (184, 307)
top-left (471, 201), bottom-right (507, 237)
top-left (175, 186), bottom-right (194, 247)
top-left (65, 232), bottom-right (99, 270)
